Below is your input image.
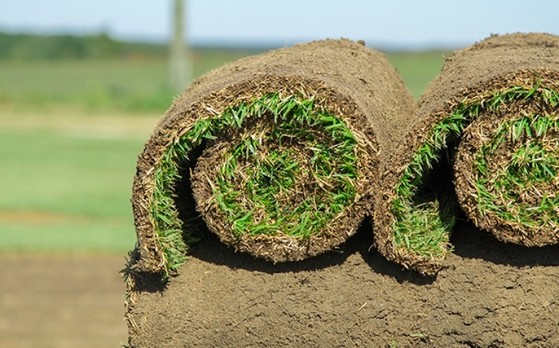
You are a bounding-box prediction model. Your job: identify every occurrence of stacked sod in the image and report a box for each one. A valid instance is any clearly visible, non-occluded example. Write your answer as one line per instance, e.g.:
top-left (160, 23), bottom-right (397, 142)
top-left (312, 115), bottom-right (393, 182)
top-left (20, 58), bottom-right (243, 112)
top-left (375, 33), bottom-right (559, 275)
top-left (130, 39), bottom-right (415, 276)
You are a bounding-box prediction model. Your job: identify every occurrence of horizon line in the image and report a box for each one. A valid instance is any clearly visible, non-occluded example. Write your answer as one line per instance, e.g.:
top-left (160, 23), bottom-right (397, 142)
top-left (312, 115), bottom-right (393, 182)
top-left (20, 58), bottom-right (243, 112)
top-left (0, 27), bottom-right (467, 52)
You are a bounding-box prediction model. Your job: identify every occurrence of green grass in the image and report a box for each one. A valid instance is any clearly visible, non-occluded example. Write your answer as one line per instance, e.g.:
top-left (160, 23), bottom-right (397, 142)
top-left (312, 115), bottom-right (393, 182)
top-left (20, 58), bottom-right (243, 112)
top-left (0, 49), bottom-right (261, 113)
top-left (1, 222), bottom-right (132, 253)
top-left (474, 114), bottom-right (559, 228)
top-left (0, 59), bottom-right (170, 112)
top-left (0, 49), bottom-right (445, 256)
top-left (214, 96), bottom-right (358, 239)
top-left (385, 51), bottom-right (447, 98)
top-left (151, 94), bottom-right (359, 275)
top-left (391, 82), bottom-right (559, 260)
top-left (0, 128), bottom-right (145, 254)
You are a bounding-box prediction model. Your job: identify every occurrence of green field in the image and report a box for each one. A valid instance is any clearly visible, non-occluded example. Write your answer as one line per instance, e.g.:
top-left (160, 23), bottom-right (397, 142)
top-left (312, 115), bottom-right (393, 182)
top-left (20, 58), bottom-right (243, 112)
top-left (0, 49), bottom-right (446, 254)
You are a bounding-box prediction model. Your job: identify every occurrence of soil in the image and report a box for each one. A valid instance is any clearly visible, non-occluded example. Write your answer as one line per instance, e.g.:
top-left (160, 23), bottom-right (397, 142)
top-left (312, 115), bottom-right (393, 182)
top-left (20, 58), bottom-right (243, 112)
top-left (0, 253), bottom-right (127, 348)
top-left (132, 38), bottom-right (415, 271)
top-left (374, 33), bottom-right (559, 275)
top-left (127, 34), bottom-right (559, 346)
top-left (127, 221), bottom-right (559, 347)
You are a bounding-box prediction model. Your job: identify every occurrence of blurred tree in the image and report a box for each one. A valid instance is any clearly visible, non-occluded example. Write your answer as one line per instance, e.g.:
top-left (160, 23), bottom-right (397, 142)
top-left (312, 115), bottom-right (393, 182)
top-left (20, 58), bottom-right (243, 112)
top-left (0, 32), bottom-right (165, 61)
top-left (169, 0), bottom-right (192, 92)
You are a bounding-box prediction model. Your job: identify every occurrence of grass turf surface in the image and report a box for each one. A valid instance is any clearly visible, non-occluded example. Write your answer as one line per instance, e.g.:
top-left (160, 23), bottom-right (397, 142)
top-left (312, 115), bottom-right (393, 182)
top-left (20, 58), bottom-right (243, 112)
top-left (151, 94), bottom-right (359, 274)
top-left (0, 123), bottom-right (146, 253)
top-left (391, 83), bottom-right (559, 261)
top-left (0, 50), bottom-right (445, 254)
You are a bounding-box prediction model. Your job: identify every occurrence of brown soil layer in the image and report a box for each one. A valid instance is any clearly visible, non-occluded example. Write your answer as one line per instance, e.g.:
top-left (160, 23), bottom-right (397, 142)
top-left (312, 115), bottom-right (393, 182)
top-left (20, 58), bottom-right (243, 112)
top-left (127, 34), bottom-right (559, 346)
top-left (375, 33), bottom-right (559, 275)
top-left (126, 222), bottom-right (559, 347)
top-left (0, 253), bottom-right (127, 348)
top-left (131, 39), bottom-right (414, 271)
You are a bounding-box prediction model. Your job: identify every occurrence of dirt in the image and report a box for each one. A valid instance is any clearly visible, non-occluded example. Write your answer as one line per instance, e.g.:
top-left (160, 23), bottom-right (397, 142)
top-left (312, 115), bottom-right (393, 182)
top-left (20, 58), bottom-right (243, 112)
top-left (0, 210), bottom-right (87, 224)
top-left (127, 221), bottom-right (559, 347)
top-left (126, 34), bottom-right (559, 346)
top-left (0, 108), bottom-right (159, 139)
top-left (131, 38), bottom-right (415, 272)
top-left (1, 238), bottom-right (556, 348)
top-left (0, 253), bottom-right (128, 348)
top-left (374, 33), bottom-right (559, 275)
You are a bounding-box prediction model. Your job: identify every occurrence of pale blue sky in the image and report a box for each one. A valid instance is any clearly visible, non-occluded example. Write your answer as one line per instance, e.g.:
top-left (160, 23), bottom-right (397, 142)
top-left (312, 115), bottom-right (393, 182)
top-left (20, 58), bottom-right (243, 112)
top-left (1, 0), bottom-right (558, 49)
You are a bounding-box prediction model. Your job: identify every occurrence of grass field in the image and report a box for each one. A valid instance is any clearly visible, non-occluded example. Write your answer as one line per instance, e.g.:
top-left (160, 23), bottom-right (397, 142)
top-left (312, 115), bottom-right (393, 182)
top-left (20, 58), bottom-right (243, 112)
top-left (0, 49), bottom-right (446, 254)
top-left (0, 48), bottom-right (260, 113)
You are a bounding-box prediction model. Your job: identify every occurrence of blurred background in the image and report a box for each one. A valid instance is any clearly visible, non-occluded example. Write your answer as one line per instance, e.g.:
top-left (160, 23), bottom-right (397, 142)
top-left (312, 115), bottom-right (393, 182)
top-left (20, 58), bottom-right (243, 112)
top-left (0, 0), bottom-right (557, 347)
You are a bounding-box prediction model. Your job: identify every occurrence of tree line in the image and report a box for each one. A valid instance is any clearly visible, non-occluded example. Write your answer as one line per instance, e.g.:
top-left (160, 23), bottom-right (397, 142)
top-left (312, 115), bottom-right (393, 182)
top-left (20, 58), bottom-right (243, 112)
top-left (0, 32), bottom-right (167, 60)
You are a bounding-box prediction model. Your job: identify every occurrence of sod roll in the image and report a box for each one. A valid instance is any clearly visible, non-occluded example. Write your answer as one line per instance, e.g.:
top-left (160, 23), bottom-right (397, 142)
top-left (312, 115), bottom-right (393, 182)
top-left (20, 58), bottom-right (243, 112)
top-left (131, 39), bottom-right (415, 275)
top-left (375, 33), bottom-right (559, 276)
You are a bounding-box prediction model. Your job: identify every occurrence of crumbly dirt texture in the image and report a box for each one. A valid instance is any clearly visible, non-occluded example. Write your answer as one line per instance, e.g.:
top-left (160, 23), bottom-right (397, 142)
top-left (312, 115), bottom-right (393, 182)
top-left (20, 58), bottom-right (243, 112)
top-left (127, 222), bottom-right (559, 347)
top-left (131, 38), bottom-right (414, 271)
top-left (374, 33), bottom-right (559, 274)
top-left (0, 254), bottom-right (127, 348)
top-left (127, 34), bottom-right (559, 347)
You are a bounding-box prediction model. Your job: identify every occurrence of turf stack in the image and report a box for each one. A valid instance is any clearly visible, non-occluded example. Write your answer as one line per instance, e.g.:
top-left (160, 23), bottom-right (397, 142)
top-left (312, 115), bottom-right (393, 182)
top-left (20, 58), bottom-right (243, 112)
top-left (130, 39), bottom-right (415, 276)
top-left (375, 33), bottom-right (559, 276)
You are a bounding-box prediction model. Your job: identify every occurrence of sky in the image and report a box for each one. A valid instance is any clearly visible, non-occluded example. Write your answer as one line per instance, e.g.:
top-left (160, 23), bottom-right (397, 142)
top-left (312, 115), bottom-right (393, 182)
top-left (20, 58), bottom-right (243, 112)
top-left (1, 0), bottom-right (559, 49)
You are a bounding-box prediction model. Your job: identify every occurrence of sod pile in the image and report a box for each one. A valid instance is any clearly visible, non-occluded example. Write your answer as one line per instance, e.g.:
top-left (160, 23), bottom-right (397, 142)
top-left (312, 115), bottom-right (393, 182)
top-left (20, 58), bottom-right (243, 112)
top-left (375, 33), bottom-right (559, 276)
top-left (130, 39), bottom-right (415, 276)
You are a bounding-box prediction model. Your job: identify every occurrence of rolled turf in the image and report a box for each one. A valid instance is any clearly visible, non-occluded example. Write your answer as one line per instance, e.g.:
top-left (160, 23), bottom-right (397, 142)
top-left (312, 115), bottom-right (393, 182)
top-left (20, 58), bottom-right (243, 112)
top-left (375, 33), bottom-right (559, 276)
top-left (130, 39), bottom-right (415, 276)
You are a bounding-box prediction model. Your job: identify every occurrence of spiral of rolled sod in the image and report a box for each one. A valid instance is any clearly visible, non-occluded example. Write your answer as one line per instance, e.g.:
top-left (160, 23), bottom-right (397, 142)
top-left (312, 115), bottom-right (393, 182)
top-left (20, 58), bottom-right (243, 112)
top-left (131, 39), bottom-right (415, 275)
top-left (375, 33), bottom-right (559, 276)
